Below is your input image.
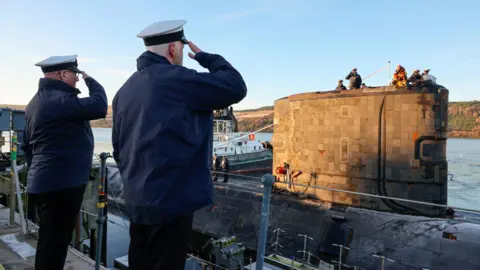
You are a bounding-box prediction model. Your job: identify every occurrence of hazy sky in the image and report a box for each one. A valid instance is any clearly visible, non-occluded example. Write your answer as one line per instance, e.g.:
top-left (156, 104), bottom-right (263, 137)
top-left (1, 0), bottom-right (478, 110)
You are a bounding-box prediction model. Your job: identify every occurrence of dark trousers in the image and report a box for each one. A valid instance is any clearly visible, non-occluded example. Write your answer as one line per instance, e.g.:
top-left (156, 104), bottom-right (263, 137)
top-left (29, 184), bottom-right (86, 270)
top-left (128, 213), bottom-right (193, 270)
top-left (223, 170), bottom-right (229, 183)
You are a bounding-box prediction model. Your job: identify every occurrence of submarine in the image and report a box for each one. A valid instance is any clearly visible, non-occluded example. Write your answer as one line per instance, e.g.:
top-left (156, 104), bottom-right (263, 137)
top-left (106, 80), bottom-right (480, 269)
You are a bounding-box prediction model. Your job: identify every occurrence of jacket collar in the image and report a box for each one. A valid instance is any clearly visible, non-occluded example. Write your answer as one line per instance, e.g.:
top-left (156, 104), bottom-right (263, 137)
top-left (38, 78), bottom-right (81, 94)
top-left (136, 51), bottom-right (171, 71)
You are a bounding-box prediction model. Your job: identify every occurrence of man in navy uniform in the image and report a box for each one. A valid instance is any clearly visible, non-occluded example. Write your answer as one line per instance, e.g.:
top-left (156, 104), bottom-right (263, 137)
top-left (112, 20), bottom-right (247, 269)
top-left (22, 55), bottom-right (107, 270)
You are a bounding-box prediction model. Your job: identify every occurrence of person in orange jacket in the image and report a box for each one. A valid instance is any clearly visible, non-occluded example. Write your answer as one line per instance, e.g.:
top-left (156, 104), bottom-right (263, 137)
top-left (392, 65), bottom-right (407, 88)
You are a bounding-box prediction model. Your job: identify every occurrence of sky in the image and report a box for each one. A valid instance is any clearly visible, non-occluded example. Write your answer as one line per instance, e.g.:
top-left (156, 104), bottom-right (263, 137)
top-left (0, 0), bottom-right (479, 110)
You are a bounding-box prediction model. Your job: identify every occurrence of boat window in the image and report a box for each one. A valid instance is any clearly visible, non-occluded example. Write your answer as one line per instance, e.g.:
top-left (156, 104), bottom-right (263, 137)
top-left (237, 142), bottom-right (242, 146)
top-left (224, 147), bottom-right (227, 151)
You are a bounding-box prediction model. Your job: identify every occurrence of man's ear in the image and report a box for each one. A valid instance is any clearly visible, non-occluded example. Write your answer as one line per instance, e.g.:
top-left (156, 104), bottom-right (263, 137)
top-left (168, 43), bottom-right (176, 57)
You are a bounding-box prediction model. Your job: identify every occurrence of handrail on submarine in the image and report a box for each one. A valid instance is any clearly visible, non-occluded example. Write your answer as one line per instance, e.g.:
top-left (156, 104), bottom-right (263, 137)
top-left (215, 170), bottom-right (478, 215)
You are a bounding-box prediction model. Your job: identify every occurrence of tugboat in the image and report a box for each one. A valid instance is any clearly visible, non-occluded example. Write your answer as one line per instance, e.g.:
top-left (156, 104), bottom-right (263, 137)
top-left (212, 107), bottom-right (273, 177)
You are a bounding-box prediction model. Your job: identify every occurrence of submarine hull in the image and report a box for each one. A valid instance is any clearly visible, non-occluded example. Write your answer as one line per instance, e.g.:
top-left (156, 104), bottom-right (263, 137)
top-left (105, 165), bottom-right (480, 270)
top-left (196, 179), bottom-right (480, 270)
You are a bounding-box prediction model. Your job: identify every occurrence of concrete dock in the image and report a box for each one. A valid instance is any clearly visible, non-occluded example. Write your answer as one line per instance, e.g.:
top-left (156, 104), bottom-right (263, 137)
top-left (0, 205), bottom-right (107, 270)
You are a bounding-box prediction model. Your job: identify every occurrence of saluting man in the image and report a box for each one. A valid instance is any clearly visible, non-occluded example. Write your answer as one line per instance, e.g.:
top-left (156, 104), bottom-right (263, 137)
top-left (22, 55), bottom-right (107, 270)
top-left (112, 20), bottom-right (247, 269)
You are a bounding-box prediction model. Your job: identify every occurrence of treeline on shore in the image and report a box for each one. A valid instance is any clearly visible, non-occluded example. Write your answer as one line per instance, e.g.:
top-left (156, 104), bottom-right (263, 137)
top-left (3, 102), bottom-right (480, 137)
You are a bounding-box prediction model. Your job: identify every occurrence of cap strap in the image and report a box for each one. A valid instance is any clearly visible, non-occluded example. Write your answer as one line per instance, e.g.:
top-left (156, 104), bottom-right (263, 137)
top-left (143, 30), bottom-right (186, 46)
top-left (40, 61), bottom-right (78, 73)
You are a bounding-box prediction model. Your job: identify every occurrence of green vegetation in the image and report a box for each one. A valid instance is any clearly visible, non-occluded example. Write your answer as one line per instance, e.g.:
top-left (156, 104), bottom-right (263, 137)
top-left (237, 116), bottom-right (273, 132)
top-left (235, 106), bottom-right (274, 112)
top-left (448, 114), bottom-right (477, 131)
top-left (3, 102), bottom-right (480, 137)
top-left (449, 101), bottom-right (480, 107)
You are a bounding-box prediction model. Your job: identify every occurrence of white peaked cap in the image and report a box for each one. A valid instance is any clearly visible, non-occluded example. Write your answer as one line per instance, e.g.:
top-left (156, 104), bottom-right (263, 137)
top-left (35, 55), bottom-right (81, 73)
top-left (137, 20), bottom-right (188, 46)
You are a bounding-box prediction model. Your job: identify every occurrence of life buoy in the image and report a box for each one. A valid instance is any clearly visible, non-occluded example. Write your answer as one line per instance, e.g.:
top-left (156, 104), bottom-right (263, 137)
top-left (275, 166), bottom-right (286, 175)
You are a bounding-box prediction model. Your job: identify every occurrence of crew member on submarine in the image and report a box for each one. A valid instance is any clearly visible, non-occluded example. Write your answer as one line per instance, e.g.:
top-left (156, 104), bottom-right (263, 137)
top-left (335, 79), bottom-right (347, 91)
top-left (345, 68), bottom-right (362, 89)
top-left (392, 64), bottom-right (407, 88)
top-left (422, 68), bottom-right (435, 83)
top-left (111, 20), bottom-right (247, 270)
top-left (22, 55), bottom-right (108, 270)
top-left (408, 69), bottom-right (422, 87)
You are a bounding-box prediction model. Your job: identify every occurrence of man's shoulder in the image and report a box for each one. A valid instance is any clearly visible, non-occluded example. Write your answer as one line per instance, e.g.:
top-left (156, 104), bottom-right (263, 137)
top-left (121, 65), bottom-right (193, 87)
top-left (25, 97), bottom-right (35, 113)
top-left (28, 92), bottom-right (75, 116)
top-left (154, 62), bottom-right (203, 79)
top-left (125, 65), bottom-right (202, 93)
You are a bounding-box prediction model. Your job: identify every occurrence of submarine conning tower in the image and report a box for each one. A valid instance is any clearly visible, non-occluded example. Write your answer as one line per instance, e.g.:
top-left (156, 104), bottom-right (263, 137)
top-left (272, 84), bottom-right (449, 216)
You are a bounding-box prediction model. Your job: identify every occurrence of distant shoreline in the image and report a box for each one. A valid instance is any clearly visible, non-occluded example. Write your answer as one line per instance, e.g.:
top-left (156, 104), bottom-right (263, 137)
top-left (3, 102), bottom-right (480, 138)
top-left (90, 125), bottom-right (480, 139)
top-left (90, 123), bottom-right (480, 139)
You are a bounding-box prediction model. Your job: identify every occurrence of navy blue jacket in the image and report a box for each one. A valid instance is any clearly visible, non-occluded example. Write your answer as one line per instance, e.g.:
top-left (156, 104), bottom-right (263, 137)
top-left (22, 77), bottom-right (108, 194)
top-left (112, 51), bottom-right (247, 225)
top-left (345, 72), bottom-right (362, 89)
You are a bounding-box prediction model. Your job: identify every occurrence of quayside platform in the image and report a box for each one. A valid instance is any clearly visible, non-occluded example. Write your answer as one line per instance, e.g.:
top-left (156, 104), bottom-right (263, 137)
top-left (0, 206), bottom-right (108, 270)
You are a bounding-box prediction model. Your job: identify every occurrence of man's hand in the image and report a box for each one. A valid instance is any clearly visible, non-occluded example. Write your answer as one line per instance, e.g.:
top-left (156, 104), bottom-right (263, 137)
top-left (81, 71), bottom-right (89, 79)
top-left (188, 41), bottom-right (203, 59)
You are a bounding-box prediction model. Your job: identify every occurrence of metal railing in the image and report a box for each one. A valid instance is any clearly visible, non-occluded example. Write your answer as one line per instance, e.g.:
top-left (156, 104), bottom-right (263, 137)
top-left (213, 169), bottom-right (479, 214)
